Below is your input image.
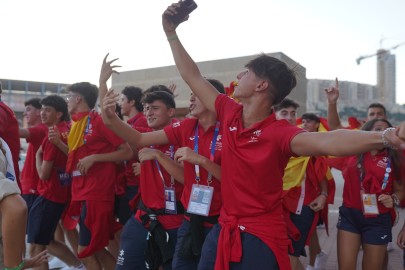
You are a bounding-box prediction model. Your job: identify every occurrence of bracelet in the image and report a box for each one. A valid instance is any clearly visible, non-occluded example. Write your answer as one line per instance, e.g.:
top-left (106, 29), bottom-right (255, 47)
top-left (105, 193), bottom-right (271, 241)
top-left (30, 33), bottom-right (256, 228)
top-left (167, 34), bottom-right (179, 42)
top-left (5, 260), bottom-right (25, 270)
top-left (392, 193), bottom-right (400, 207)
top-left (382, 127), bottom-right (398, 150)
top-left (319, 191), bottom-right (328, 197)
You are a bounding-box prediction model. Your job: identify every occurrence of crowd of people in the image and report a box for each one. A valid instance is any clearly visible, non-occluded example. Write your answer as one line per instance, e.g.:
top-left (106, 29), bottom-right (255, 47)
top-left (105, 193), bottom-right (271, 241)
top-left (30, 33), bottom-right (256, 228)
top-left (1, 2), bottom-right (405, 270)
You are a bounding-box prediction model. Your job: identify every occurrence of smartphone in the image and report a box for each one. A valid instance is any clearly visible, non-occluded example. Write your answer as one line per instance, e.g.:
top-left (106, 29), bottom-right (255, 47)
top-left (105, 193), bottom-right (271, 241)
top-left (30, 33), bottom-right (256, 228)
top-left (170, 0), bottom-right (198, 25)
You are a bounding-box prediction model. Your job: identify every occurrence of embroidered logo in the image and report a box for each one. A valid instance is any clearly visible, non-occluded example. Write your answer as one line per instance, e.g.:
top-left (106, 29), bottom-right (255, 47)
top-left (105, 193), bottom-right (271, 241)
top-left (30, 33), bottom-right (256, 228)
top-left (248, 129), bottom-right (262, 143)
top-left (229, 126), bottom-right (237, 132)
top-left (173, 122), bottom-right (180, 128)
top-left (117, 249), bottom-right (125, 265)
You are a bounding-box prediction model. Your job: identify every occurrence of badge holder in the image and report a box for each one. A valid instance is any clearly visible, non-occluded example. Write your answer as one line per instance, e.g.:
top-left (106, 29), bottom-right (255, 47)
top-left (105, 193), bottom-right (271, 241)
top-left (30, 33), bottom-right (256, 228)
top-left (187, 184), bottom-right (214, 216)
top-left (164, 187), bottom-right (177, 215)
top-left (361, 190), bottom-right (379, 217)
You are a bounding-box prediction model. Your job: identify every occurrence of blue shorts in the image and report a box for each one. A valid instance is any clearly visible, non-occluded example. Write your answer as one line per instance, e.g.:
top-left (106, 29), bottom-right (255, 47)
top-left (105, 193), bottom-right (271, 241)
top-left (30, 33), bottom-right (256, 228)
top-left (27, 196), bottom-right (66, 245)
top-left (289, 205), bottom-right (315, 257)
top-left (116, 216), bottom-right (178, 270)
top-left (336, 205), bottom-right (392, 245)
top-left (22, 193), bottom-right (38, 212)
top-left (198, 224), bottom-right (279, 270)
top-left (172, 219), bottom-right (212, 270)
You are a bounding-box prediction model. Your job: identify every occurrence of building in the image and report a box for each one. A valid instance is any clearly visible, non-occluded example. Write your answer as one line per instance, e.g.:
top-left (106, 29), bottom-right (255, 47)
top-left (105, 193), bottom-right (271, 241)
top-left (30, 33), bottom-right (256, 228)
top-left (0, 78), bottom-right (68, 124)
top-left (111, 52), bottom-right (307, 117)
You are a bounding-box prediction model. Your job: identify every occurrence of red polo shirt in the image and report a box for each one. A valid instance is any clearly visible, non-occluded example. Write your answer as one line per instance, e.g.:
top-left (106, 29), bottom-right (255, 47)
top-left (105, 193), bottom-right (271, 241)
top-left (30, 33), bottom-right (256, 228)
top-left (164, 118), bottom-right (222, 217)
top-left (70, 112), bottom-right (125, 202)
top-left (124, 113), bottom-right (148, 187)
top-left (21, 124), bottom-right (48, 195)
top-left (135, 127), bottom-right (184, 230)
top-left (332, 150), bottom-right (395, 214)
top-left (38, 121), bottom-right (70, 203)
top-left (214, 94), bottom-right (303, 270)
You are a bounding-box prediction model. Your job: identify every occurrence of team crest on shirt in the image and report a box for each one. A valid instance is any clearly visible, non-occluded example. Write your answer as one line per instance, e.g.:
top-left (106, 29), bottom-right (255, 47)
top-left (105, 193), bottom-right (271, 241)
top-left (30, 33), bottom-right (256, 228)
top-left (248, 129), bottom-right (262, 143)
top-left (377, 157), bottom-right (389, 169)
top-left (173, 122), bottom-right (181, 128)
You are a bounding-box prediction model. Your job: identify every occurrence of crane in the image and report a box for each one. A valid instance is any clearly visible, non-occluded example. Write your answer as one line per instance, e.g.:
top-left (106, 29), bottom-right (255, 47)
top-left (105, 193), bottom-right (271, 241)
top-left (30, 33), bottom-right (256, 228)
top-left (356, 42), bottom-right (405, 65)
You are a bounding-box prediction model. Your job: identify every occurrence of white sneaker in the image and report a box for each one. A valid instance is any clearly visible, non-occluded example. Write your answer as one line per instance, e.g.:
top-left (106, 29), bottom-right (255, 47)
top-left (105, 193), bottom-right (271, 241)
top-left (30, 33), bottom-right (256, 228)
top-left (314, 251), bottom-right (328, 269)
top-left (48, 257), bottom-right (68, 269)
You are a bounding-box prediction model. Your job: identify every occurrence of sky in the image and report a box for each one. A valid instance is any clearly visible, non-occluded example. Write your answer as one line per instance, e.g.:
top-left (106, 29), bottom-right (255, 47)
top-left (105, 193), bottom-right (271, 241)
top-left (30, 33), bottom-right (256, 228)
top-left (1, 0), bottom-right (405, 104)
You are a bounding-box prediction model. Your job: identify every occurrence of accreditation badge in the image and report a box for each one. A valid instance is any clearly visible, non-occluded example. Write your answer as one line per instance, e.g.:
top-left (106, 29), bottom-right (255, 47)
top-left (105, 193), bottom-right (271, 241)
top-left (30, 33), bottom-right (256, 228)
top-left (187, 184), bottom-right (214, 216)
top-left (361, 191), bottom-right (379, 216)
top-left (57, 168), bottom-right (72, 186)
top-left (164, 187), bottom-right (177, 214)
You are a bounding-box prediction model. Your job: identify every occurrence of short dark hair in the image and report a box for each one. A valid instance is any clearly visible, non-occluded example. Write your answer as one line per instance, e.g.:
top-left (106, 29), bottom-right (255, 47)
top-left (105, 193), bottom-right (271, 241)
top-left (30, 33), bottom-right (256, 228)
top-left (142, 90), bottom-right (176, 109)
top-left (143, 85), bottom-right (174, 97)
top-left (122, 86), bottom-right (144, 112)
top-left (207, 78), bottom-right (225, 94)
top-left (246, 54), bottom-right (297, 105)
top-left (367, 103), bottom-right (386, 116)
top-left (273, 98), bottom-right (299, 112)
top-left (24, 98), bottom-right (42, 109)
top-left (41, 95), bottom-right (69, 122)
top-left (301, 113), bottom-right (320, 123)
top-left (67, 82), bottom-right (98, 109)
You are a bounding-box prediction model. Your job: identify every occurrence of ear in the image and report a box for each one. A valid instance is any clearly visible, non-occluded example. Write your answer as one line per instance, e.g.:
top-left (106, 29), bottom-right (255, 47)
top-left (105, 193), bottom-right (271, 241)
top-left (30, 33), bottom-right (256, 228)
top-left (167, 107), bottom-right (176, 118)
top-left (56, 111), bottom-right (63, 120)
top-left (129, 99), bottom-right (135, 106)
top-left (255, 80), bottom-right (269, 93)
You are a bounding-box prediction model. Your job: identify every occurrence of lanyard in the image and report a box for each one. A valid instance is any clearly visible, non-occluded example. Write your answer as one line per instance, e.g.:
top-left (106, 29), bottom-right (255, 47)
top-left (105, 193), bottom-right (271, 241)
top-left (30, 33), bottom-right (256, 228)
top-left (358, 154), bottom-right (391, 191)
top-left (194, 121), bottom-right (220, 185)
top-left (153, 145), bottom-right (175, 187)
top-left (83, 113), bottom-right (91, 144)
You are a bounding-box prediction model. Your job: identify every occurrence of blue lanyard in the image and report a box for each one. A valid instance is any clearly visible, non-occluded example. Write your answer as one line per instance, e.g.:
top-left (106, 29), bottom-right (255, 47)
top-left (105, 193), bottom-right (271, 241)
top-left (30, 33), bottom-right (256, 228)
top-left (381, 159), bottom-right (391, 190)
top-left (194, 121), bottom-right (220, 184)
top-left (153, 145), bottom-right (175, 187)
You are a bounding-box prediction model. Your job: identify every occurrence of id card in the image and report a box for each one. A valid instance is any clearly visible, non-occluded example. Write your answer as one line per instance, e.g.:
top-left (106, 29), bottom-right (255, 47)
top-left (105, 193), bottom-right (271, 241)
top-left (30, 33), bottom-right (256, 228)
top-left (57, 168), bottom-right (72, 186)
top-left (164, 187), bottom-right (177, 214)
top-left (361, 191), bottom-right (379, 215)
top-left (187, 184), bottom-right (214, 216)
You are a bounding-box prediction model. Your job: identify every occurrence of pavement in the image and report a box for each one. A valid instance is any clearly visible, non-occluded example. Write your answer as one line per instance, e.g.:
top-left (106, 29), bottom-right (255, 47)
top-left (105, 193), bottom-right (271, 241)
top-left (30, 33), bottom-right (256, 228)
top-left (299, 169), bottom-right (404, 270)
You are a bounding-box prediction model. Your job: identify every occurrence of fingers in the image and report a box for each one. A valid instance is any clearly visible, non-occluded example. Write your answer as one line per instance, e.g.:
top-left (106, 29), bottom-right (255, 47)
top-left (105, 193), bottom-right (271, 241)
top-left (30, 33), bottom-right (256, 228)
top-left (335, 77), bottom-right (339, 89)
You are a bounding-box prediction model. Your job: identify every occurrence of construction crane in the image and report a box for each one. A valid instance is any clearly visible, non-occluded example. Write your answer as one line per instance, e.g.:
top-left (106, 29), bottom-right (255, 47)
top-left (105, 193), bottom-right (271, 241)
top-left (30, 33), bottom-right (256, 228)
top-left (356, 42), bottom-right (405, 65)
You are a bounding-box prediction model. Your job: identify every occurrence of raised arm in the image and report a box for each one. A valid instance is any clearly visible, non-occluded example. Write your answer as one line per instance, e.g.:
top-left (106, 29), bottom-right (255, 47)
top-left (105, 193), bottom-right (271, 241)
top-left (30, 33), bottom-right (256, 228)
top-left (162, 3), bottom-right (219, 112)
top-left (99, 56), bottom-right (170, 148)
top-left (291, 124), bottom-right (405, 157)
top-left (325, 78), bottom-right (344, 130)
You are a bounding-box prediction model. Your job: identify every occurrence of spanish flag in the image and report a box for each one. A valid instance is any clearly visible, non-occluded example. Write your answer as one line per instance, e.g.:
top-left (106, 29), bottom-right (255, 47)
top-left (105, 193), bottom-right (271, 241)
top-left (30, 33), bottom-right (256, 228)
top-left (66, 112), bottom-right (90, 172)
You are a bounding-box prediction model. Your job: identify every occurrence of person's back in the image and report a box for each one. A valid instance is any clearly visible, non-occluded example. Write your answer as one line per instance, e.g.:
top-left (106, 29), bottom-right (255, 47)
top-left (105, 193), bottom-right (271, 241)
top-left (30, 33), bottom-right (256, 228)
top-left (0, 82), bottom-right (21, 185)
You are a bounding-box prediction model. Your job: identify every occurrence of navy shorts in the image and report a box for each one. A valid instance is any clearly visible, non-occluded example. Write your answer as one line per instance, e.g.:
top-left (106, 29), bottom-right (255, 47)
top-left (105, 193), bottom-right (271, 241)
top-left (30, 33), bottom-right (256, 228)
top-left (114, 185), bottom-right (138, 225)
top-left (289, 205), bottom-right (315, 257)
top-left (198, 224), bottom-right (279, 270)
top-left (116, 216), bottom-right (178, 270)
top-left (22, 193), bottom-right (38, 212)
top-left (27, 196), bottom-right (66, 245)
top-left (172, 219), bottom-right (212, 270)
top-left (337, 205), bottom-right (392, 245)
top-left (79, 202), bottom-right (91, 246)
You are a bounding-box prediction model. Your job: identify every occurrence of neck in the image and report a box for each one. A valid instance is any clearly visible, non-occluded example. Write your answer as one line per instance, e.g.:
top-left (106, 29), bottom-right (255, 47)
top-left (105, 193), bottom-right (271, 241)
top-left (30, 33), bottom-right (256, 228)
top-left (196, 111), bottom-right (217, 131)
top-left (128, 109), bottom-right (140, 119)
top-left (29, 119), bottom-right (42, 128)
top-left (241, 100), bottom-right (273, 128)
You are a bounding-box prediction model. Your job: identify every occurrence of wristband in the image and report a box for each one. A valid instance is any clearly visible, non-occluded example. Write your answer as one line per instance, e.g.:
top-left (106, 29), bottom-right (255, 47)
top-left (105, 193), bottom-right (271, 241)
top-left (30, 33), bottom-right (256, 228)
top-left (167, 34), bottom-right (179, 42)
top-left (382, 127), bottom-right (398, 150)
top-left (5, 260), bottom-right (25, 270)
top-left (392, 193), bottom-right (400, 207)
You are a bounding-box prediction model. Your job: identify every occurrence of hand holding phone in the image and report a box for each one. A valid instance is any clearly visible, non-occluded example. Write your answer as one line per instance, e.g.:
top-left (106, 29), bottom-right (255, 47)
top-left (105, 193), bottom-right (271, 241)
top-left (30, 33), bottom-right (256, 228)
top-left (169, 0), bottom-right (198, 25)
